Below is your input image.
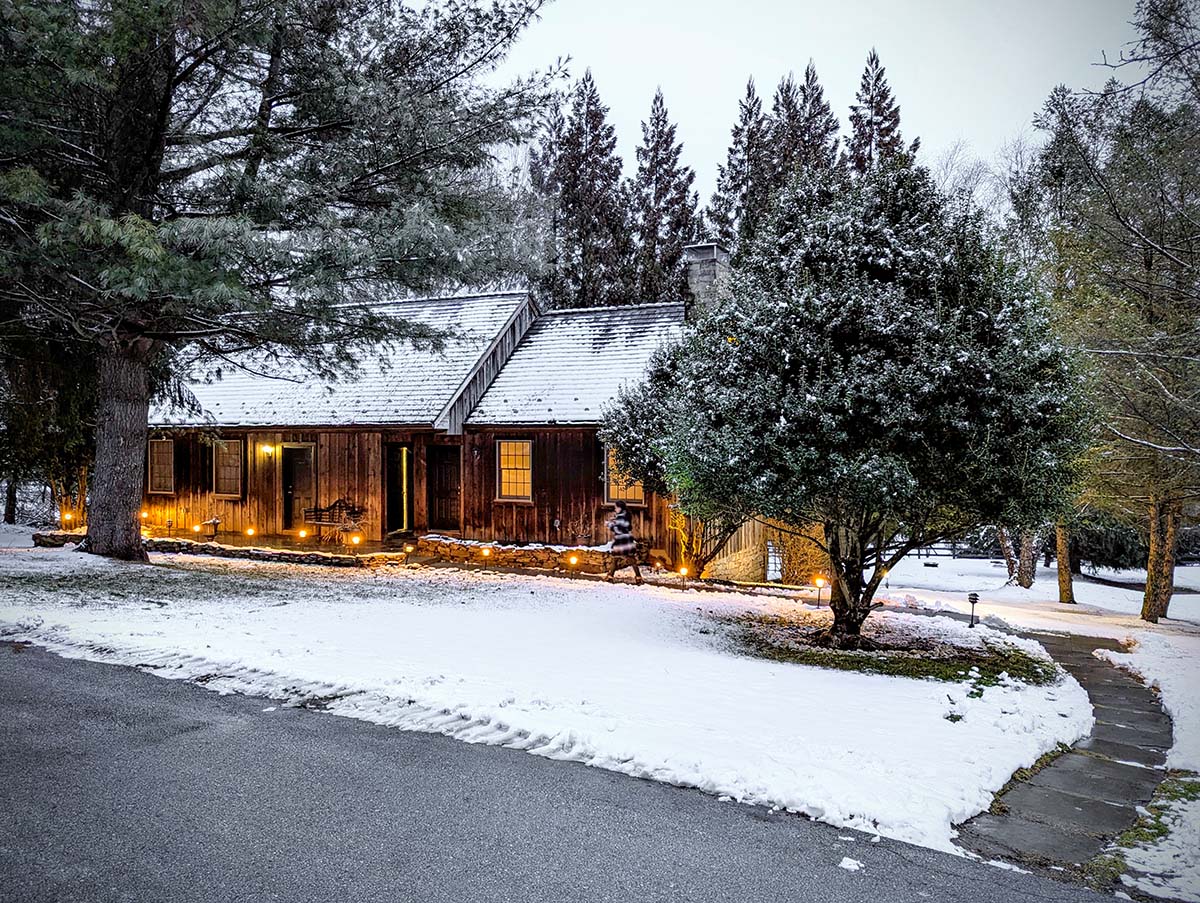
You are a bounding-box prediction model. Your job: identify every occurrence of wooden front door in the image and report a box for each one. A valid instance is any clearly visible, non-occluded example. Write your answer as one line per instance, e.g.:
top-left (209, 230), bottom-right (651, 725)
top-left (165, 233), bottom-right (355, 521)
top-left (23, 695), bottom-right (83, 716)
top-left (282, 445), bottom-right (314, 530)
top-left (384, 443), bottom-right (414, 535)
top-left (427, 445), bottom-right (461, 531)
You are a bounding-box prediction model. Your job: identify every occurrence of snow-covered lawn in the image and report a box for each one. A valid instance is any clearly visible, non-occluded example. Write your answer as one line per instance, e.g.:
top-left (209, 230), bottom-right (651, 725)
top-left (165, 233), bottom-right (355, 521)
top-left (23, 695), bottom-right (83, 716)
top-left (879, 553), bottom-right (1200, 897)
top-left (0, 540), bottom-right (1091, 855)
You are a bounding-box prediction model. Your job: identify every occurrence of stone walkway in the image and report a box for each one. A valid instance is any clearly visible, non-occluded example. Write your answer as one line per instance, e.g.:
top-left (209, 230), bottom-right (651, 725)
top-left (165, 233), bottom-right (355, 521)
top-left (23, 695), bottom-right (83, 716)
top-left (958, 633), bottom-right (1173, 868)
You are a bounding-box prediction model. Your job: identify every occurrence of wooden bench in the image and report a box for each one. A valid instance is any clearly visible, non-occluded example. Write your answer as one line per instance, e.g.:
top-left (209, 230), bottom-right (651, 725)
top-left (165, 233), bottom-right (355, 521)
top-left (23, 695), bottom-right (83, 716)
top-left (302, 499), bottom-right (367, 542)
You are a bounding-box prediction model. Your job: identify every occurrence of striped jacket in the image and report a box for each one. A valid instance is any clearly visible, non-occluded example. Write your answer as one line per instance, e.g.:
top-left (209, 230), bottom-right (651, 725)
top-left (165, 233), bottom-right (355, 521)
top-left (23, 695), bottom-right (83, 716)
top-left (608, 511), bottom-right (637, 556)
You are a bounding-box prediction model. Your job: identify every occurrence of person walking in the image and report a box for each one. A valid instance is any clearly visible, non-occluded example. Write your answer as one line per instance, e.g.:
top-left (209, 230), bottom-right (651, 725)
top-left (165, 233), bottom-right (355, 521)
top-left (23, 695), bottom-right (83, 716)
top-left (605, 500), bottom-right (643, 584)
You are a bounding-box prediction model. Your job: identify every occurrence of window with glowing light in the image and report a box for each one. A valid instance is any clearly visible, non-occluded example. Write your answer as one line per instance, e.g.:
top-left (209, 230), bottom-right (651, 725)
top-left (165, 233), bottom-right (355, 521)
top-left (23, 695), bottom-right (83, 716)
top-left (213, 439), bottom-right (243, 498)
top-left (604, 447), bottom-right (645, 505)
top-left (496, 440), bottom-right (532, 501)
top-left (148, 439), bottom-right (175, 494)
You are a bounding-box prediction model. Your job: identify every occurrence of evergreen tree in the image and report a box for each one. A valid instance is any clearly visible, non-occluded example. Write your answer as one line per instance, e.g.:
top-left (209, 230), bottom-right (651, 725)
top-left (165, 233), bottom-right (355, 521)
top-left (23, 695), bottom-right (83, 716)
top-left (628, 89), bottom-right (698, 303)
top-left (768, 64), bottom-right (841, 188)
top-left (547, 71), bottom-right (634, 307)
top-left (795, 62), bottom-right (841, 171)
top-left (529, 105), bottom-right (567, 303)
top-left (0, 0), bottom-right (555, 559)
top-left (847, 49), bottom-right (908, 173)
top-left (607, 157), bottom-right (1085, 643)
top-left (706, 79), bottom-right (772, 252)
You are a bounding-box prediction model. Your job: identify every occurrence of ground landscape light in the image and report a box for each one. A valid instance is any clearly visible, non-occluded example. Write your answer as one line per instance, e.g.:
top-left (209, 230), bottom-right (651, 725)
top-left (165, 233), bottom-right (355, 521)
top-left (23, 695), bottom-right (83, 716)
top-left (679, 566), bottom-right (688, 577)
top-left (193, 524), bottom-right (201, 533)
top-left (482, 547), bottom-right (491, 556)
top-left (298, 529), bottom-right (308, 539)
top-left (246, 527), bottom-right (255, 536)
top-left (141, 511), bottom-right (148, 519)
top-left (351, 535), bottom-right (361, 545)
top-left (568, 554), bottom-right (579, 566)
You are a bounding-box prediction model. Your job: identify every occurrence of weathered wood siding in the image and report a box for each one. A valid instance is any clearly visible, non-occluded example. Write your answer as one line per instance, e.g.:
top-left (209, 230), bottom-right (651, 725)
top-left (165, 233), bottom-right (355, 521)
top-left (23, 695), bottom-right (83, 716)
top-left (460, 426), bottom-right (675, 556)
top-left (142, 429), bottom-right (390, 541)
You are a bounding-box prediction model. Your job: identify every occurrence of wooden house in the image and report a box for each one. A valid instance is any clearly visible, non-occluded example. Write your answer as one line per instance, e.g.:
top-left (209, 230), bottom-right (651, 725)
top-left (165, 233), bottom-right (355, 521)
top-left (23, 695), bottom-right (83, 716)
top-left (143, 291), bottom-right (536, 542)
top-left (143, 285), bottom-right (689, 558)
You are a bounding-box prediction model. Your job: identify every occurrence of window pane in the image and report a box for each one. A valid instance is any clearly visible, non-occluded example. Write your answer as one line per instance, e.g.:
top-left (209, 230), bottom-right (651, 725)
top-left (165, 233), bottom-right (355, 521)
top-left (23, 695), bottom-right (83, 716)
top-left (214, 439), bottom-right (242, 496)
top-left (149, 440), bottom-right (174, 494)
top-left (606, 448), bottom-right (644, 504)
top-left (497, 440), bottom-right (532, 500)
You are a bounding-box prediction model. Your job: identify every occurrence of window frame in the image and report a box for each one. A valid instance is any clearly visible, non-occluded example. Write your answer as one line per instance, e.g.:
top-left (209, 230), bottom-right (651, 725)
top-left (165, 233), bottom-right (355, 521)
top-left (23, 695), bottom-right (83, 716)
top-left (147, 438), bottom-right (175, 495)
top-left (495, 439), bottom-right (533, 503)
top-left (603, 446), bottom-right (646, 506)
top-left (212, 438), bottom-right (244, 499)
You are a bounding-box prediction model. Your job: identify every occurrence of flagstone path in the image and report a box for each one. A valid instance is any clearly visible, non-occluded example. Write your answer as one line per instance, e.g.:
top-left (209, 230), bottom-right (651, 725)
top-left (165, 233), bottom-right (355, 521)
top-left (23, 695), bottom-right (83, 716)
top-left (958, 633), bottom-right (1173, 868)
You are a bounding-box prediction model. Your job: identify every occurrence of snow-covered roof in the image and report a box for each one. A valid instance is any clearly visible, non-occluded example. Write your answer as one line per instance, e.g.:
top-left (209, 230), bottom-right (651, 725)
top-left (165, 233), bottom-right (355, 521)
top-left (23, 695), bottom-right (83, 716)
top-left (152, 292), bottom-right (530, 428)
top-left (467, 302), bottom-right (684, 426)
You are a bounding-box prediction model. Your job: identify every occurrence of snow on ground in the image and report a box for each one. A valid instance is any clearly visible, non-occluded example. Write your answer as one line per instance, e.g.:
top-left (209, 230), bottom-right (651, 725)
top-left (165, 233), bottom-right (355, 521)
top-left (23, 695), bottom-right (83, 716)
top-left (1097, 633), bottom-right (1200, 773)
top-left (0, 523), bottom-right (35, 548)
top-left (879, 553), bottom-right (1200, 895)
top-left (1120, 792), bottom-right (1200, 903)
top-left (0, 544), bottom-right (1091, 854)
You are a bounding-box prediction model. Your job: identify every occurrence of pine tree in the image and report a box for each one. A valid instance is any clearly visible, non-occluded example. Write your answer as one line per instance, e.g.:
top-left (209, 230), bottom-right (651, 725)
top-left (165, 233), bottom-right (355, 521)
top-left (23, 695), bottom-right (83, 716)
top-left (529, 105), bottom-right (567, 304)
top-left (706, 79), bottom-right (772, 252)
top-left (795, 62), bottom-right (841, 171)
top-left (549, 71), bottom-right (634, 307)
top-left (768, 64), bottom-right (841, 188)
top-left (0, 0), bottom-right (554, 558)
top-left (628, 89), bottom-right (698, 303)
top-left (847, 49), bottom-right (907, 173)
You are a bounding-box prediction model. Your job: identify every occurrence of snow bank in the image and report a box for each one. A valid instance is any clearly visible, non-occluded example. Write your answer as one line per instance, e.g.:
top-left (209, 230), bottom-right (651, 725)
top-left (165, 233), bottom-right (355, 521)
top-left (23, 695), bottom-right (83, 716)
top-left (0, 523), bottom-right (35, 549)
top-left (1097, 633), bottom-right (1200, 772)
top-left (1121, 793), bottom-right (1200, 903)
top-left (0, 546), bottom-right (1091, 854)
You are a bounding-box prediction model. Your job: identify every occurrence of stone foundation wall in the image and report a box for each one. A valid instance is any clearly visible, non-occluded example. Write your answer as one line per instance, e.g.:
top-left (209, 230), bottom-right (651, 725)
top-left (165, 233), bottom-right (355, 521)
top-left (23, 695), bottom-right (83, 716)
top-left (703, 544), bottom-right (765, 583)
top-left (31, 531), bottom-right (613, 574)
top-left (415, 536), bottom-right (609, 574)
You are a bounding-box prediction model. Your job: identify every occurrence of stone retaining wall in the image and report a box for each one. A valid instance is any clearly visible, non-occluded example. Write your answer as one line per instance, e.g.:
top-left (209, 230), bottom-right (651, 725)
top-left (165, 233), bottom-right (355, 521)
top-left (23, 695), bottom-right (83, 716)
top-left (414, 536), bottom-right (609, 574)
top-left (30, 531), bottom-right (612, 573)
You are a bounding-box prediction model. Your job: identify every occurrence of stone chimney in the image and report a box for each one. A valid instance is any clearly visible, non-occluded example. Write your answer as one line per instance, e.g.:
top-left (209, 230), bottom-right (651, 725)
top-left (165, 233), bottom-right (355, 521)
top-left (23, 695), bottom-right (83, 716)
top-left (683, 242), bottom-right (731, 319)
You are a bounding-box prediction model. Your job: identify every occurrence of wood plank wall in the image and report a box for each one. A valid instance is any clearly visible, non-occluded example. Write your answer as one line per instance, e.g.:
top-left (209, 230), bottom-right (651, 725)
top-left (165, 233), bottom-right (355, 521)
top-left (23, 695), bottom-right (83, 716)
top-left (460, 426), bottom-right (675, 555)
top-left (143, 428), bottom-right (402, 542)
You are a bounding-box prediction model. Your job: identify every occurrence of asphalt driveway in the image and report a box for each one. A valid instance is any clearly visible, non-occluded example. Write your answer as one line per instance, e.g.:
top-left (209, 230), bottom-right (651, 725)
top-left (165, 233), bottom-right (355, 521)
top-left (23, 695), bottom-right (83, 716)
top-left (0, 643), bottom-right (1103, 903)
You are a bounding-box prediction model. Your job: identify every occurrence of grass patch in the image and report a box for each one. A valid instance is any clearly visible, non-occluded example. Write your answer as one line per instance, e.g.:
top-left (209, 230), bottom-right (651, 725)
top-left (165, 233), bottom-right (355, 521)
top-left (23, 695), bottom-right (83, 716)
top-left (1079, 771), bottom-right (1200, 892)
top-left (723, 611), bottom-right (1058, 689)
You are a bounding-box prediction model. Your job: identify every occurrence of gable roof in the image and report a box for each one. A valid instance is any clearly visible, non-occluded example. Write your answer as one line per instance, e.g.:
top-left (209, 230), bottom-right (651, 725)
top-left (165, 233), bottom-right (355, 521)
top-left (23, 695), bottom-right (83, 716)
top-left (467, 302), bottom-right (684, 426)
top-left (152, 291), bottom-right (531, 429)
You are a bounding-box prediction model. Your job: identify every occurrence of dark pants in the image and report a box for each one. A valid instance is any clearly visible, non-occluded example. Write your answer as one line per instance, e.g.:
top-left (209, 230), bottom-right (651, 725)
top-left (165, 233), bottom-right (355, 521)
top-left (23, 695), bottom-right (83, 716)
top-left (606, 554), bottom-right (643, 582)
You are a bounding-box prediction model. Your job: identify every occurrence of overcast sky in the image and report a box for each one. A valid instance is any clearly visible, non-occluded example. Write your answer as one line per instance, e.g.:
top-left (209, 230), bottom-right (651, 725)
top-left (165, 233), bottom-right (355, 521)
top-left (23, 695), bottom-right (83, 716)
top-left (499, 0), bottom-right (1139, 200)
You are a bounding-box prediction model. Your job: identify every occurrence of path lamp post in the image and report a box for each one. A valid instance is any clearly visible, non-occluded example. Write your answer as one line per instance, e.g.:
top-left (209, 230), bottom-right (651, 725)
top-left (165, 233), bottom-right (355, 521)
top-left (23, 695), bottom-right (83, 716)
top-left (814, 576), bottom-right (826, 607)
top-left (968, 592), bottom-right (979, 628)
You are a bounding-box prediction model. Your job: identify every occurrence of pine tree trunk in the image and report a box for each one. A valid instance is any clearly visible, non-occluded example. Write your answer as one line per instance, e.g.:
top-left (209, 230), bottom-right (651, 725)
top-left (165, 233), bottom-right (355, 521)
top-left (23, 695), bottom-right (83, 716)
top-left (85, 349), bottom-right (151, 561)
top-left (1141, 497), bottom-right (1180, 623)
top-left (1016, 532), bottom-right (1036, 588)
top-left (3, 480), bottom-right (16, 524)
top-left (1056, 523), bottom-right (1075, 604)
top-left (997, 526), bottom-right (1017, 578)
